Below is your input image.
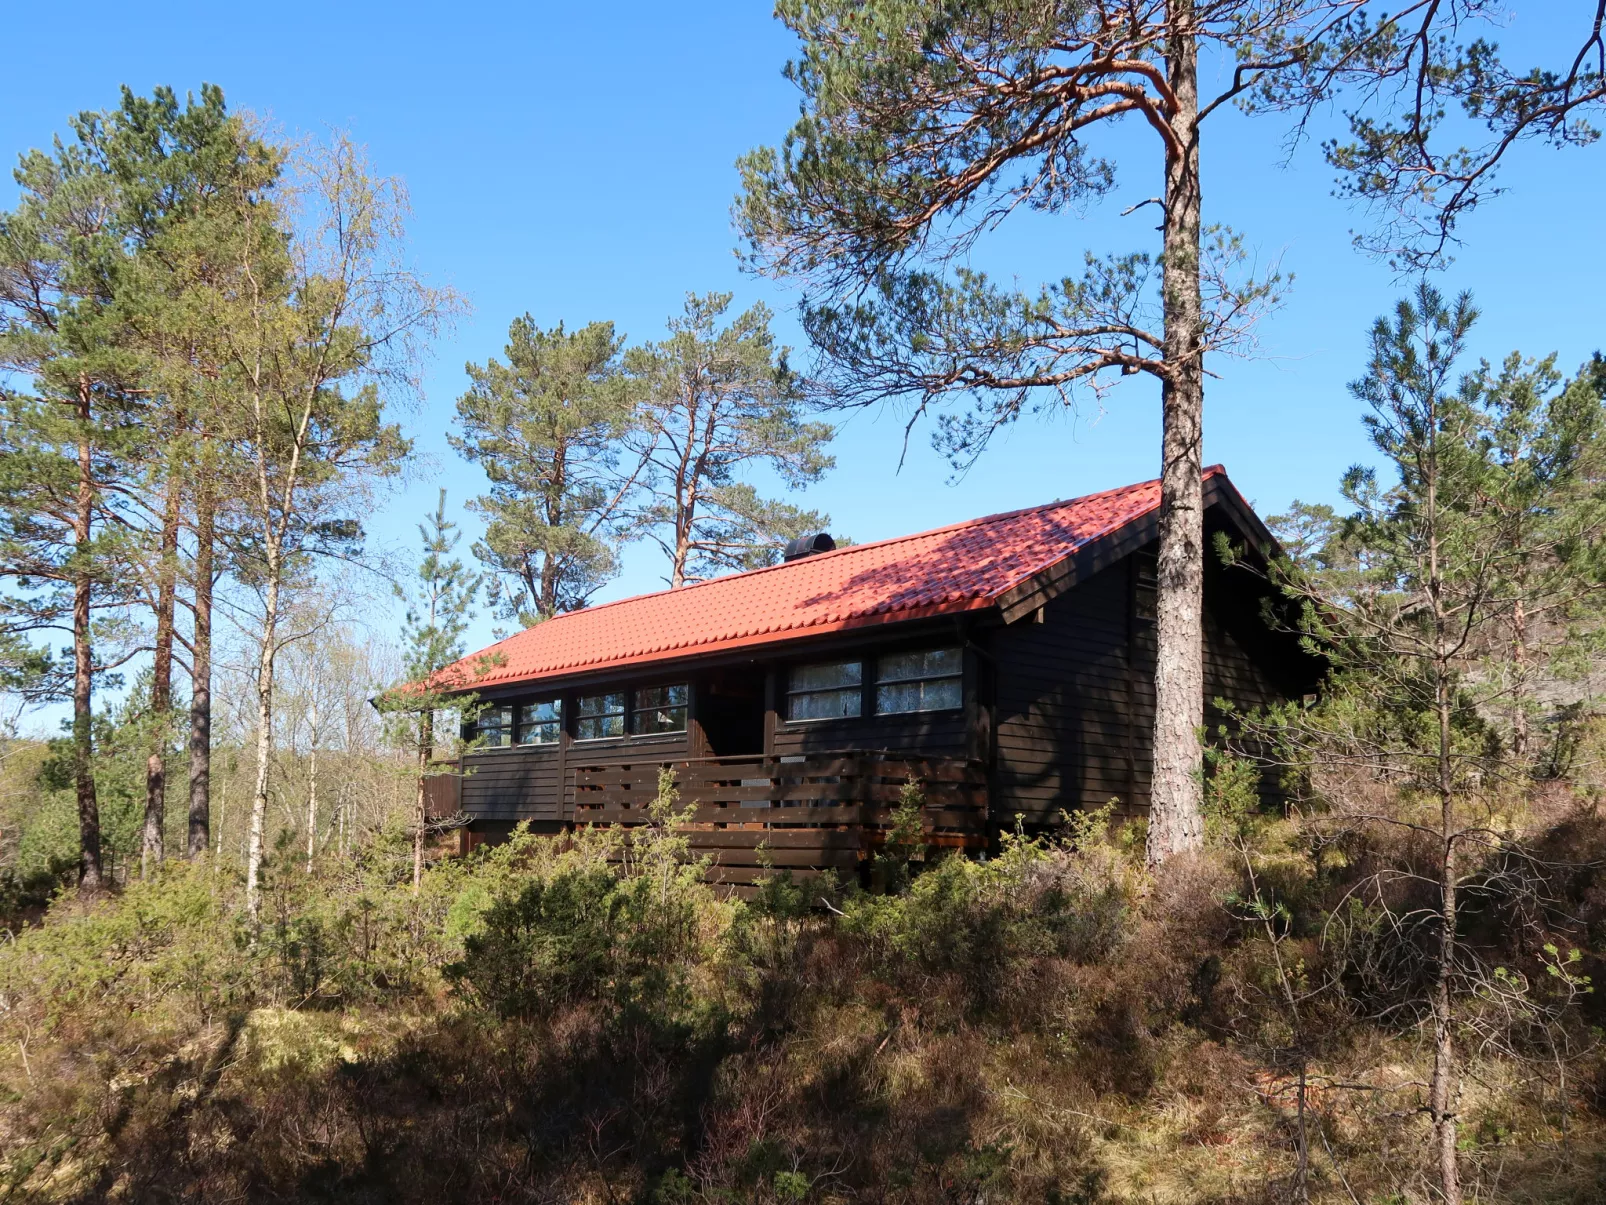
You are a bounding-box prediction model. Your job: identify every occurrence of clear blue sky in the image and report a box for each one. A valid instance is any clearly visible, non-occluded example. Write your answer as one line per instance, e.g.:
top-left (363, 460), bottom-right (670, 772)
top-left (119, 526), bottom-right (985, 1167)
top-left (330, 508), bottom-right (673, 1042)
top-left (4, 1), bottom-right (1602, 660)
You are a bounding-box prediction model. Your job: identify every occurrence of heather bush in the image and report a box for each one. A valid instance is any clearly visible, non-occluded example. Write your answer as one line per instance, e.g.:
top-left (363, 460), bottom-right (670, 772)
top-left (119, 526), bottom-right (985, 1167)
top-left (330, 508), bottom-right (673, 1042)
top-left (3, 782), bottom-right (1606, 1202)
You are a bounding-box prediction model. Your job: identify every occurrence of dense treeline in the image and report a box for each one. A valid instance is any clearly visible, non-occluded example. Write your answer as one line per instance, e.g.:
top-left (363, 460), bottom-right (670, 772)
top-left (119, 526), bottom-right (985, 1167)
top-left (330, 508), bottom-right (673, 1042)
top-left (0, 87), bottom-right (839, 913)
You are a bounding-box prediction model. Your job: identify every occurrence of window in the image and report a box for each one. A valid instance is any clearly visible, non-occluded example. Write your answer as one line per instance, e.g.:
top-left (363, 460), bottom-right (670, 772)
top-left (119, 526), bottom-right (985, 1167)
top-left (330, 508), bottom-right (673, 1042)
top-left (518, 699), bottom-right (562, 745)
top-left (787, 660), bottom-right (863, 721)
top-left (875, 648), bottom-right (962, 714)
top-left (631, 684), bottom-right (688, 735)
top-left (476, 704), bottom-right (513, 747)
top-left (575, 692), bottom-right (626, 740)
top-left (1134, 549), bottom-right (1157, 622)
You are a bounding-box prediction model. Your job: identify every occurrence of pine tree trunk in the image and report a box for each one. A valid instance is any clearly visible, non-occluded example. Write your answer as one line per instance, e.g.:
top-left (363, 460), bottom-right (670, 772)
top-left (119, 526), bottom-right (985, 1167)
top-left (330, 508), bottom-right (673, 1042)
top-left (74, 376), bottom-right (102, 890)
top-left (1431, 854), bottom-right (1462, 1205)
top-left (143, 472), bottom-right (182, 876)
top-left (188, 483), bottom-right (214, 856)
top-left (1432, 653), bottom-right (1462, 1202)
top-left (413, 708), bottom-right (432, 893)
top-left (1147, 5), bottom-right (1207, 864)
top-left (1426, 427), bottom-right (1462, 1205)
top-left (1511, 595), bottom-right (1530, 765)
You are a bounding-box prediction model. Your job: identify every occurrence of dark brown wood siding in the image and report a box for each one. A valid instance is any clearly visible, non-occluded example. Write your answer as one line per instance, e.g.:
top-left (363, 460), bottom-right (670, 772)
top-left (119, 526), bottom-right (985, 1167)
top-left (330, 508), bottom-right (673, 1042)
top-left (771, 711), bottom-right (969, 759)
top-left (461, 729), bottom-right (694, 823)
top-left (460, 745), bottom-right (565, 822)
top-left (988, 546), bottom-right (1294, 824)
top-left (989, 559), bottom-right (1139, 823)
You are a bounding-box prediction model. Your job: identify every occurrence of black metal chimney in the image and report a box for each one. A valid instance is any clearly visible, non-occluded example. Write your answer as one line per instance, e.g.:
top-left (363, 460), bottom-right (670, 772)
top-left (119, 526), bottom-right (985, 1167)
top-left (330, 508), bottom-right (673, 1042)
top-left (782, 532), bottom-right (836, 562)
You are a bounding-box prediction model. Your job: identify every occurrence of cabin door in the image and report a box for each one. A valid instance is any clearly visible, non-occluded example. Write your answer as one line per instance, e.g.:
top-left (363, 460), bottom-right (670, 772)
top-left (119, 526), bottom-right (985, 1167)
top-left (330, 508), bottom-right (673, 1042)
top-left (698, 669), bottom-right (766, 757)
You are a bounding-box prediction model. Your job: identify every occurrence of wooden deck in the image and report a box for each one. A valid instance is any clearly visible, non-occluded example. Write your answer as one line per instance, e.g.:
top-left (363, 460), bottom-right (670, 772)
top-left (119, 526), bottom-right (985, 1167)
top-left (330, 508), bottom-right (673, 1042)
top-left (434, 752), bottom-right (988, 893)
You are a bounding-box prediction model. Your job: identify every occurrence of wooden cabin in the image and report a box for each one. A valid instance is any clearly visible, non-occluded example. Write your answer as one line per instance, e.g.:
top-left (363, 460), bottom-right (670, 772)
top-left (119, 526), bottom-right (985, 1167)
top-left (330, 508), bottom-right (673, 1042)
top-left (429, 466), bottom-right (1317, 890)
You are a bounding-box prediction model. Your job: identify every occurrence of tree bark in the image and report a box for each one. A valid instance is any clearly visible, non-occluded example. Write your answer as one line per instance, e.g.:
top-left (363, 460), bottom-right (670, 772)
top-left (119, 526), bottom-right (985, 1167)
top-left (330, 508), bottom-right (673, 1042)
top-left (413, 708), bottom-right (432, 893)
top-left (188, 482), bottom-right (214, 856)
top-left (306, 693), bottom-right (319, 873)
top-left (143, 470), bottom-right (182, 876)
top-left (1425, 405), bottom-right (1462, 1205)
top-left (1147, 5), bottom-right (1207, 864)
top-left (1431, 844), bottom-right (1462, 1205)
top-left (246, 560), bottom-right (279, 926)
top-left (74, 376), bottom-right (103, 890)
top-left (1511, 594), bottom-right (1530, 765)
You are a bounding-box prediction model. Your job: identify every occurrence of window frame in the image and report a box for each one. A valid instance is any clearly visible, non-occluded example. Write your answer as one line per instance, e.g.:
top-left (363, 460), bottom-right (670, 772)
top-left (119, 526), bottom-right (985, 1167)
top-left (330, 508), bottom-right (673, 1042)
top-left (1134, 548), bottom-right (1158, 624)
top-left (516, 698), bottom-right (563, 746)
top-left (475, 703), bottom-right (515, 748)
top-left (629, 683), bottom-right (689, 736)
top-left (871, 647), bottom-right (965, 717)
top-left (573, 690), bottom-right (628, 742)
top-left (785, 658), bottom-right (866, 723)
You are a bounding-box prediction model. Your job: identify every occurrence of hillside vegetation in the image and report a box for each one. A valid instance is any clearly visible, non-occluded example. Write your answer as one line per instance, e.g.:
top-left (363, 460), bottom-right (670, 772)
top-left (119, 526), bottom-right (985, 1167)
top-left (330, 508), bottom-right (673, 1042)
top-left (2, 772), bottom-right (1605, 1204)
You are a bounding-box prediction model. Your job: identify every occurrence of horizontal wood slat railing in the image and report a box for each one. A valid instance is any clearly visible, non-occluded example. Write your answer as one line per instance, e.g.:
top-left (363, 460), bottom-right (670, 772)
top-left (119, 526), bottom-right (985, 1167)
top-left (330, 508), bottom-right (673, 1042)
top-left (567, 752), bottom-right (988, 892)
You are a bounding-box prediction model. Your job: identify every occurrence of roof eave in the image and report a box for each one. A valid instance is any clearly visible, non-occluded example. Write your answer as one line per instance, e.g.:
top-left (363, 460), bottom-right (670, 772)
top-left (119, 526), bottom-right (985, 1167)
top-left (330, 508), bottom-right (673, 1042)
top-left (435, 594), bottom-right (998, 696)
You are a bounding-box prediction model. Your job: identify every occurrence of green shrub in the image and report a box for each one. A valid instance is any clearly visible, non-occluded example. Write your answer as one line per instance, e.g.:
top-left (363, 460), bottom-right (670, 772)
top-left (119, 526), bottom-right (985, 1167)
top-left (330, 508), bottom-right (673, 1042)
top-left (445, 865), bottom-right (623, 1017)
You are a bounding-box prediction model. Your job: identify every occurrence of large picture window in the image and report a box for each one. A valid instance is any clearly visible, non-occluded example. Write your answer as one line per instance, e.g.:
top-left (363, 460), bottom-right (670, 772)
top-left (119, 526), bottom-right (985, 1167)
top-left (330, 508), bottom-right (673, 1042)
top-left (875, 648), bottom-right (962, 714)
top-left (518, 699), bottom-right (562, 745)
top-left (476, 704), bottom-right (514, 747)
top-left (575, 692), bottom-right (626, 740)
top-left (631, 684), bottom-right (688, 735)
top-left (787, 660), bottom-right (863, 721)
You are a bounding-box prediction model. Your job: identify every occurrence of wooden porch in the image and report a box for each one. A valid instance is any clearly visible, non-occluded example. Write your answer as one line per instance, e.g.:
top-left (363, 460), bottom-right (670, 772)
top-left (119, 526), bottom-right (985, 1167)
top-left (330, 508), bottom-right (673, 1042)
top-left (430, 752), bottom-right (989, 892)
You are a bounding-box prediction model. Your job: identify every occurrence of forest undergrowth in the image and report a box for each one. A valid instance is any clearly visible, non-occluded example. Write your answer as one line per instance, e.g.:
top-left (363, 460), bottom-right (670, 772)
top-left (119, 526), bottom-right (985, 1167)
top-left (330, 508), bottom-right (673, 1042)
top-left (3, 769), bottom-right (1605, 1205)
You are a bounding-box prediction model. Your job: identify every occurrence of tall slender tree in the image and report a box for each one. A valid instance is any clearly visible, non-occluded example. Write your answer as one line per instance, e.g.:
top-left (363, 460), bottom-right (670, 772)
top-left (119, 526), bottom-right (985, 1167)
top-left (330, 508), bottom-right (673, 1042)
top-left (451, 317), bottom-right (641, 625)
top-left (194, 134), bottom-right (445, 925)
top-left (88, 85), bottom-right (266, 875)
top-left (0, 100), bottom-right (152, 888)
top-left (627, 292), bottom-right (835, 586)
top-left (737, 0), bottom-right (1606, 864)
top-left (380, 490), bottom-right (481, 891)
top-left (1253, 286), bottom-right (1606, 1204)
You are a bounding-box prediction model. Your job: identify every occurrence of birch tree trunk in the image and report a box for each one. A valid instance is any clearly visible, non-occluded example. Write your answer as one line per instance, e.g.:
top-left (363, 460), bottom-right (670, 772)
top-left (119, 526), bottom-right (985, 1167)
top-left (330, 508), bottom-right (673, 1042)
top-left (246, 552), bottom-right (280, 926)
top-left (74, 376), bottom-right (103, 890)
top-left (188, 482), bottom-right (214, 855)
top-left (305, 693), bottom-right (319, 873)
top-left (1146, 3), bottom-right (1207, 863)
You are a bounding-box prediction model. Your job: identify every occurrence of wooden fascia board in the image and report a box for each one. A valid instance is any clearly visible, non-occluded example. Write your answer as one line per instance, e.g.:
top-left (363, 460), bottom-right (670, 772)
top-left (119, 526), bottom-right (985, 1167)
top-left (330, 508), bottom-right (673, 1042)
top-left (995, 512), bottom-right (1160, 623)
top-left (1203, 474), bottom-right (1282, 557)
top-left (993, 475), bottom-right (1280, 623)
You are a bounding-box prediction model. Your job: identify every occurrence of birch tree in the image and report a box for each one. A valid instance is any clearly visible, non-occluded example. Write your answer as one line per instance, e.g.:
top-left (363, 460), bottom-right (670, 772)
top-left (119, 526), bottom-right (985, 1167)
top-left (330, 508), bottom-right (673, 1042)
top-left (205, 134), bottom-right (449, 925)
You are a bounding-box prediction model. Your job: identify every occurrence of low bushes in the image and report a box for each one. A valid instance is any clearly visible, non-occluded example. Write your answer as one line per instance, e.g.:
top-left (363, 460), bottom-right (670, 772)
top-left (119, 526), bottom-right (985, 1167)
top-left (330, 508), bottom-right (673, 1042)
top-left (2, 784), bottom-right (1605, 1203)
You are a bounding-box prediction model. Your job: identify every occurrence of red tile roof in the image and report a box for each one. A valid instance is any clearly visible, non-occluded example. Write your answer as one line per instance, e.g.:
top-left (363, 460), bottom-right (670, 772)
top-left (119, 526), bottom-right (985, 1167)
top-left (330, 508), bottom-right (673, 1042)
top-left (437, 466), bottom-right (1229, 691)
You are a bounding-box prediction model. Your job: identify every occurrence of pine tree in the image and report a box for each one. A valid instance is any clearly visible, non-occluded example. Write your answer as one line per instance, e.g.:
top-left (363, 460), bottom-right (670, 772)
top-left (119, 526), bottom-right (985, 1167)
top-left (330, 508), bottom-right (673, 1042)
top-left (0, 99), bottom-right (151, 889)
top-left (451, 317), bottom-right (640, 624)
top-left (381, 490), bottom-right (482, 891)
top-left (1257, 285), bottom-right (1606, 1203)
top-left (626, 293), bottom-right (836, 586)
top-left (737, 0), bottom-right (1606, 867)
